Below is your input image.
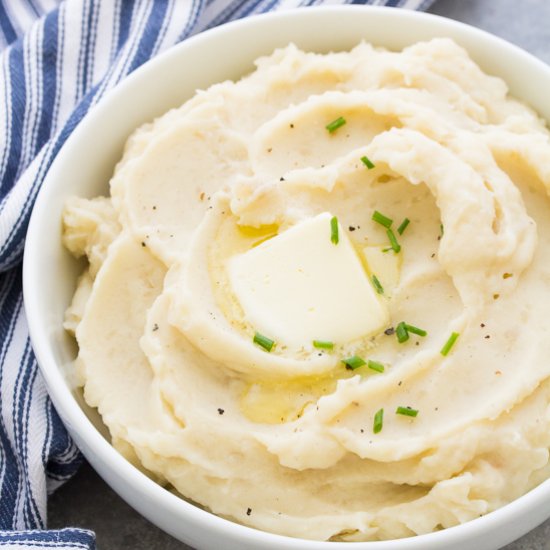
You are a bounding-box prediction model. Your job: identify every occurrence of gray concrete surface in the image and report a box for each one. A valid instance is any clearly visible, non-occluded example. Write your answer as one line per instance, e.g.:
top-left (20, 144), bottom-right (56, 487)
top-left (48, 0), bottom-right (550, 548)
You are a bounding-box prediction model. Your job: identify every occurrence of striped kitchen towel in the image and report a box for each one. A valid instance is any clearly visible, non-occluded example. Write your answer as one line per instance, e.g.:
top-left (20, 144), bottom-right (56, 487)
top-left (0, 0), bottom-right (435, 548)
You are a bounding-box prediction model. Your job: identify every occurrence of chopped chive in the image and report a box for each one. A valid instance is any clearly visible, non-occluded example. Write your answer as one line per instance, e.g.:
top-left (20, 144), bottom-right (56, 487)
top-left (396, 322), bottom-right (409, 343)
top-left (342, 355), bottom-right (366, 370)
top-left (253, 332), bottom-right (275, 352)
top-left (326, 116), bottom-right (346, 133)
top-left (372, 210), bottom-right (393, 228)
top-left (440, 332), bottom-right (459, 356)
top-left (313, 340), bottom-right (334, 350)
top-left (386, 228), bottom-right (401, 253)
top-left (396, 406), bottom-right (419, 417)
top-left (373, 408), bottom-right (384, 434)
top-left (397, 218), bottom-right (410, 235)
top-left (404, 323), bottom-right (427, 337)
top-left (371, 274), bottom-right (384, 295)
top-left (361, 155), bottom-right (375, 169)
top-left (440, 223), bottom-right (444, 237)
top-left (382, 247), bottom-right (393, 253)
top-left (330, 216), bottom-right (339, 245)
top-left (367, 360), bottom-right (385, 373)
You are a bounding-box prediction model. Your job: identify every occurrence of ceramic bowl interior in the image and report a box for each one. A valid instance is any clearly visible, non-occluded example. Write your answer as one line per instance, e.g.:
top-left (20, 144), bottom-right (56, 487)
top-left (23, 6), bottom-right (550, 550)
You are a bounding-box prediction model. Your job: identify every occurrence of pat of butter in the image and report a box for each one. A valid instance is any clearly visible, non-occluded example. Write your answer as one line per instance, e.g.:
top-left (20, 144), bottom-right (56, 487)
top-left (227, 212), bottom-right (389, 349)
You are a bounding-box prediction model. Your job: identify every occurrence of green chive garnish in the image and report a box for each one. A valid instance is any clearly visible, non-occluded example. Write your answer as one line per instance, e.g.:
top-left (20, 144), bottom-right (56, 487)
top-left (367, 360), bottom-right (385, 373)
top-left (371, 275), bottom-right (384, 295)
top-left (396, 322), bottom-right (409, 343)
top-left (342, 356), bottom-right (366, 370)
top-left (404, 323), bottom-right (427, 337)
top-left (372, 210), bottom-right (393, 228)
top-left (386, 228), bottom-right (401, 253)
top-left (396, 406), bottom-right (419, 417)
top-left (313, 340), bottom-right (334, 350)
top-left (326, 116), bottom-right (346, 133)
top-left (397, 218), bottom-right (410, 235)
top-left (253, 332), bottom-right (275, 352)
top-left (330, 216), bottom-right (339, 245)
top-left (361, 155), bottom-right (375, 169)
top-left (440, 223), bottom-right (444, 237)
top-left (373, 408), bottom-right (384, 433)
top-left (440, 332), bottom-right (459, 356)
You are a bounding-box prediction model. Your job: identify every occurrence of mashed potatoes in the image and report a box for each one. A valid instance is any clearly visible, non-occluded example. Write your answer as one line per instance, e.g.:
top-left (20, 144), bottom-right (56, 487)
top-left (62, 38), bottom-right (550, 541)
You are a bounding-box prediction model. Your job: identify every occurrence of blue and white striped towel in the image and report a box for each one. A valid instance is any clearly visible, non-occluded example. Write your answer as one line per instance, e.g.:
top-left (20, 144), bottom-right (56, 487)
top-left (0, 0), bottom-right (435, 548)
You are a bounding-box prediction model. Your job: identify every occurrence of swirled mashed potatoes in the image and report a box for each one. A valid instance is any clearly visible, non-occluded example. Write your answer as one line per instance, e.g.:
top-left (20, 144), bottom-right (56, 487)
top-left (63, 39), bottom-right (550, 541)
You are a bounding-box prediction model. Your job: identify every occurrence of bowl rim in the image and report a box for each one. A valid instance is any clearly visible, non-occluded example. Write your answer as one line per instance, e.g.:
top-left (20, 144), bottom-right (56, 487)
top-left (23, 4), bottom-right (550, 549)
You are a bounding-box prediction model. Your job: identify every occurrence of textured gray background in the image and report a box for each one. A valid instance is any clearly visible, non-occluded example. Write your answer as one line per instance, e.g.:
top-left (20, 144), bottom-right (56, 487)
top-left (48, 0), bottom-right (550, 548)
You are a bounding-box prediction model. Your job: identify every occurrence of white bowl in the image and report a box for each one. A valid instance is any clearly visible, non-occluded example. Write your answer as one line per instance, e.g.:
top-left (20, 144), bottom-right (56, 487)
top-left (23, 6), bottom-right (550, 550)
